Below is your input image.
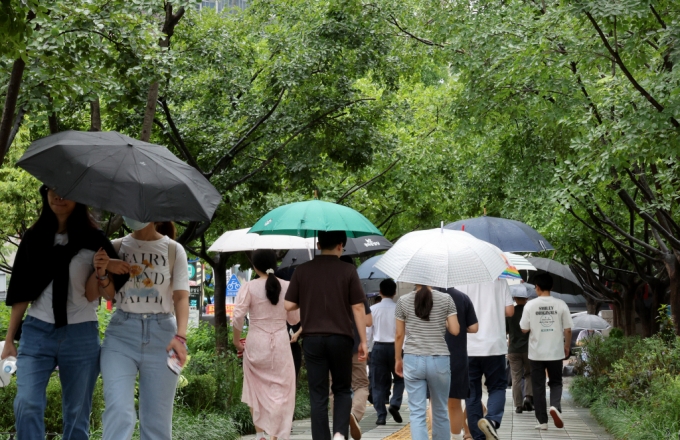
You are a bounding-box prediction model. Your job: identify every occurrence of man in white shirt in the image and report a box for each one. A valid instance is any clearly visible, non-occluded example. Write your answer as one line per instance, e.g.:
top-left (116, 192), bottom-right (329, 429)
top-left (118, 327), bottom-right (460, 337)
top-left (520, 273), bottom-right (573, 431)
top-left (369, 279), bottom-right (404, 425)
top-left (456, 280), bottom-right (514, 440)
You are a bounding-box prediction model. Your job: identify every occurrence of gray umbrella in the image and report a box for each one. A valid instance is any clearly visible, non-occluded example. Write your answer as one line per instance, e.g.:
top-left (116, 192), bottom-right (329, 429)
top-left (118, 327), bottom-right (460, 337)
top-left (17, 131), bottom-right (221, 222)
top-left (572, 314), bottom-right (610, 330)
top-left (524, 257), bottom-right (584, 296)
top-left (278, 235), bottom-right (392, 269)
top-left (509, 283), bottom-right (537, 299)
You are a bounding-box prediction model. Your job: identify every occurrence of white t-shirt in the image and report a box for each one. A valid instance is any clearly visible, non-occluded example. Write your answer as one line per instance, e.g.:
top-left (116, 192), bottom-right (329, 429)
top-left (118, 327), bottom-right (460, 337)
top-left (520, 295), bottom-right (574, 361)
top-left (28, 233), bottom-right (99, 325)
top-left (115, 235), bottom-right (189, 314)
top-left (456, 280), bottom-right (514, 357)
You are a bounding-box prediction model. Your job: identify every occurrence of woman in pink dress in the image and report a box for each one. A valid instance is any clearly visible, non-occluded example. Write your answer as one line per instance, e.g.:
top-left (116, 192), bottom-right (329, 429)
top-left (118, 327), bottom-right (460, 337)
top-left (233, 249), bottom-right (300, 440)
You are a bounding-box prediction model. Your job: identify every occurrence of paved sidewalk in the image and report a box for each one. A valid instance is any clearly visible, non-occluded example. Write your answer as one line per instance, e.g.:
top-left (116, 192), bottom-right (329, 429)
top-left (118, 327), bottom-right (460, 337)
top-left (240, 385), bottom-right (612, 439)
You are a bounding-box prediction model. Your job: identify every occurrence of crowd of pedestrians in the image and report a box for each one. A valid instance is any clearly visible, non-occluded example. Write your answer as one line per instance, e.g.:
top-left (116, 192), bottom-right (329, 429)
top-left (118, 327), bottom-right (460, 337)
top-left (0, 188), bottom-right (575, 440)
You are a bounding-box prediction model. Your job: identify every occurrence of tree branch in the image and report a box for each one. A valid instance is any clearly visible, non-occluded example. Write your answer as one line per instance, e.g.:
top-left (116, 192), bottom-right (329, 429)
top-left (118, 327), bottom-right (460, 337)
top-left (336, 159), bottom-right (400, 203)
top-left (158, 98), bottom-right (203, 173)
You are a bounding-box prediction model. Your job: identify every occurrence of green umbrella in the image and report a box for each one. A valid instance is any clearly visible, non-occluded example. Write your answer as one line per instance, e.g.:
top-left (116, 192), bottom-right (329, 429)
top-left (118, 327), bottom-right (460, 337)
top-left (248, 200), bottom-right (382, 238)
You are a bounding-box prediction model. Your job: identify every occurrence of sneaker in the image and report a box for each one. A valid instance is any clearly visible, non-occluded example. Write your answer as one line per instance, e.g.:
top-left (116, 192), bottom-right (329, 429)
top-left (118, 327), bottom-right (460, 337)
top-left (376, 418), bottom-right (386, 425)
top-left (477, 418), bottom-right (499, 440)
top-left (515, 406), bottom-right (523, 414)
top-left (349, 413), bottom-right (362, 440)
top-left (388, 405), bottom-right (403, 423)
top-left (535, 423), bottom-right (548, 430)
top-left (523, 396), bottom-right (534, 412)
top-left (549, 407), bottom-right (564, 428)
top-left (333, 434), bottom-right (346, 440)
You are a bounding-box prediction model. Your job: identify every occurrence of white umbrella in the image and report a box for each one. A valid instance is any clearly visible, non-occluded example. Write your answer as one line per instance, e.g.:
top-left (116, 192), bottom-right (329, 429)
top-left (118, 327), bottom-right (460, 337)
top-left (374, 228), bottom-right (508, 288)
top-left (504, 252), bottom-right (536, 271)
top-left (208, 228), bottom-right (314, 253)
top-left (572, 314), bottom-right (610, 330)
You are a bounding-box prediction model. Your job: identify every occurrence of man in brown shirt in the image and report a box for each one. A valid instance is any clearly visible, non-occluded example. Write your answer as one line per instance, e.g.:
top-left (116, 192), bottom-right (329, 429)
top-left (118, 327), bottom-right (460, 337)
top-left (285, 230), bottom-right (368, 440)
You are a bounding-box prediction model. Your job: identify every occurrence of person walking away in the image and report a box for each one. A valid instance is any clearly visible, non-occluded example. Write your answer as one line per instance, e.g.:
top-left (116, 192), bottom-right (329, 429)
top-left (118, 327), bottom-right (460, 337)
top-left (100, 219), bottom-right (190, 440)
top-left (395, 285), bottom-right (460, 440)
top-left (232, 250), bottom-right (300, 440)
top-left (2, 186), bottom-right (128, 440)
top-left (519, 273), bottom-right (573, 431)
top-left (438, 288), bottom-right (478, 440)
top-left (456, 279), bottom-right (514, 440)
top-left (506, 293), bottom-right (533, 414)
top-left (284, 231), bottom-right (368, 440)
top-left (370, 279), bottom-right (405, 426)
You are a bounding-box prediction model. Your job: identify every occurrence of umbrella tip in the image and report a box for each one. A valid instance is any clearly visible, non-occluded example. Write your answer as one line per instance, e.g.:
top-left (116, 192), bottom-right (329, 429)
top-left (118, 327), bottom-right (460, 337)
top-left (441, 221), bottom-right (444, 232)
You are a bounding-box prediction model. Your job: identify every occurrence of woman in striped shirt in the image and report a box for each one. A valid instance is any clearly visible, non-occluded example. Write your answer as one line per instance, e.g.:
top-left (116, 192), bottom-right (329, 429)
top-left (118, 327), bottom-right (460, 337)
top-left (395, 285), bottom-right (460, 440)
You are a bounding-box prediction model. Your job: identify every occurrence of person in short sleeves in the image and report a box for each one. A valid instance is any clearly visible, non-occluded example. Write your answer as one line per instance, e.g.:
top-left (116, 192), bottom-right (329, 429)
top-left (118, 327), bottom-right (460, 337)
top-left (100, 219), bottom-right (189, 440)
top-left (520, 273), bottom-right (573, 431)
top-left (395, 286), bottom-right (459, 440)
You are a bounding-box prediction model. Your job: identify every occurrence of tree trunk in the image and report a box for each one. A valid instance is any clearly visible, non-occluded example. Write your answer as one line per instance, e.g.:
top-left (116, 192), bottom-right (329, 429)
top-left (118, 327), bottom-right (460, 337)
top-left (622, 288), bottom-right (635, 336)
top-left (90, 98), bottom-right (101, 131)
top-left (585, 295), bottom-right (601, 315)
top-left (664, 256), bottom-right (680, 335)
top-left (635, 284), bottom-right (653, 337)
top-left (0, 58), bottom-right (26, 163)
top-left (140, 82), bottom-right (160, 141)
top-left (211, 253), bottom-right (229, 352)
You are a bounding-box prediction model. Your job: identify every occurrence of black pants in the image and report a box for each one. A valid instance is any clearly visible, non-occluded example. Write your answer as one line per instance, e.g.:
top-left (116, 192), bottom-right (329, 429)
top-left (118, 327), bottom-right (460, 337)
top-left (530, 359), bottom-right (563, 424)
top-left (304, 335), bottom-right (354, 440)
top-left (291, 341), bottom-right (302, 380)
top-left (371, 342), bottom-right (405, 419)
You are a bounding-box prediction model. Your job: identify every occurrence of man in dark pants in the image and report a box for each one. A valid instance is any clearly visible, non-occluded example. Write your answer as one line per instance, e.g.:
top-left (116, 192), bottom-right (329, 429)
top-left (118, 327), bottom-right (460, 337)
top-left (456, 280), bottom-right (514, 440)
top-left (441, 287), bottom-right (478, 440)
top-left (370, 279), bottom-right (404, 425)
top-left (520, 273), bottom-right (573, 431)
top-left (285, 230), bottom-right (367, 440)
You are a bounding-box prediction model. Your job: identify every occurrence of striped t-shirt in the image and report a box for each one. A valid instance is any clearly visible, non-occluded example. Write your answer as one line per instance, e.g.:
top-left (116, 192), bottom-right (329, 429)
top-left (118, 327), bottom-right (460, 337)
top-left (395, 290), bottom-right (457, 356)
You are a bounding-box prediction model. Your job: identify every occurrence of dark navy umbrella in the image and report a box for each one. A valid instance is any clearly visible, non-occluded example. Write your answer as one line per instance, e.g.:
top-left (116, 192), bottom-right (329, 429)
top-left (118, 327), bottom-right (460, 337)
top-left (444, 216), bottom-right (554, 252)
top-left (524, 257), bottom-right (583, 296)
top-left (17, 131), bottom-right (221, 222)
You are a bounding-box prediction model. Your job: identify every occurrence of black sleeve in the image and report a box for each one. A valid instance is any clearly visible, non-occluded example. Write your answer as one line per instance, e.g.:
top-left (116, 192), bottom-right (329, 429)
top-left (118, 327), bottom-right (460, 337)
top-left (466, 296), bottom-right (479, 326)
top-left (94, 230), bottom-right (130, 292)
top-left (364, 299), bottom-right (371, 314)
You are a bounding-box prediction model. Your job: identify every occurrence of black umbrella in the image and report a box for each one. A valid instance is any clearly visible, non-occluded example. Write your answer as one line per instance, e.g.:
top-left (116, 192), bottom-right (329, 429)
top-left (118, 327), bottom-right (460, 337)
top-left (444, 216), bottom-right (554, 252)
top-left (17, 131), bottom-right (221, 222)
top-left (278, 235), bottom-right (392, 269)
top-left (523, 257), bottom-right (584, 296)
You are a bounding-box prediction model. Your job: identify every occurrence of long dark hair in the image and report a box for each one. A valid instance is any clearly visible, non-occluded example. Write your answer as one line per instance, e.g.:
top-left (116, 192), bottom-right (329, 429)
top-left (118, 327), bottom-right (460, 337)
top-left (252, 249), bottom-right (281, 305)
top-left (31, 185), bottom-right (99, 243)
top-left (414, 285), bottom-right (433, 321)
top-left (155, 221), bottom-right (176, 240)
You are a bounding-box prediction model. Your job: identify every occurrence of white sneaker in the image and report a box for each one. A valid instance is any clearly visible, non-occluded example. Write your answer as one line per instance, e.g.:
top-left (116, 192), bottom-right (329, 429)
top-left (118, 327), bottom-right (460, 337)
top-left (333, 434), bottom-right (346, 440)
top-left (451, 433), bottom-right (464, 440)
top-left (550, 406), bottom-right (564, 428)
top-left (535, 423), bottom-right (548, 430)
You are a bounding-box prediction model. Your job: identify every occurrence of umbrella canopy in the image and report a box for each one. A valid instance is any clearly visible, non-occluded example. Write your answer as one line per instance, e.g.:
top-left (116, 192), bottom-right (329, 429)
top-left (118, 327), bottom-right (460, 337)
top-left (374, 229), bottom-right (508, 288)
top-left (444, 216), bottom-right (554, 252)
top-left (525, 257), bottom-right (584, 296)
top-left (278, 235), bottom-right (393, 269)
top-left (357, 255), bottom-right (390, 280)
top-left (504, 252), bottom-right (537, 271)
top-left (572, 313), bottom-right (610, 330)
top-left (509, 283), bottom-right (538, 299)
top-left (249, 200), bottom-right (382, 238)
top-left (17, 131), bottom-right (221, 222)
top-left (208, 228), bottom-right (315, 253)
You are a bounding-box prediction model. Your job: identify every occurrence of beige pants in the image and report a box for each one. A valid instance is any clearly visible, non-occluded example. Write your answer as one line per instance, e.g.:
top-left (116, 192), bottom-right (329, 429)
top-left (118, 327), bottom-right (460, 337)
top-left (507, 352), bottom-right (532, 407)
top-left (330, 353), bottom-right (370, 421)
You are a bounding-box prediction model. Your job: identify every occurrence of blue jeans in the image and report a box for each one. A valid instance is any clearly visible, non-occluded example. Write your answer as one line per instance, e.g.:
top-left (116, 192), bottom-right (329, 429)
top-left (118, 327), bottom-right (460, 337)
top-left (466, 355), bottom-right (507, 440)
top-left (14, 316), bottom-right (100, 440)
top-left (101, 311), bottom-right (178, 440)
top-left (403, 354), bottom-right (450, 440)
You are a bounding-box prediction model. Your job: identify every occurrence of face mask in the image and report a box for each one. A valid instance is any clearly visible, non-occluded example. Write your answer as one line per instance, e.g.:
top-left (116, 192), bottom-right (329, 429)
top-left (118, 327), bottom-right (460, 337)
top-left (123, 216), bottom-right (151, 231)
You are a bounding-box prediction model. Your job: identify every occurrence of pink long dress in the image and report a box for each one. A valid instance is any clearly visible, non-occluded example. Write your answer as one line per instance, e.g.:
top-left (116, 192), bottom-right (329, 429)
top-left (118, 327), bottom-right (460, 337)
top-left (232, 278), bottom-right (300, 439)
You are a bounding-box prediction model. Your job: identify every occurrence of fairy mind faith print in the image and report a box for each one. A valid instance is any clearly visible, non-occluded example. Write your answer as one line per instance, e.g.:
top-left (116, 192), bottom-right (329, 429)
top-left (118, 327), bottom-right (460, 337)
top-left (121, 251), bottom-right (168, 305)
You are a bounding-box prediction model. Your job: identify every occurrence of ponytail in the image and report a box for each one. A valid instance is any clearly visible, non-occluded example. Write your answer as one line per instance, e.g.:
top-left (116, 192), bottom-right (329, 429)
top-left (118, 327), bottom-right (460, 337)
top-left (414, 285), bottom-right (433, 320)
top-left (252, 249), bottom-right (281, 305)
top-left (155, 222), bottom-right (176, 240)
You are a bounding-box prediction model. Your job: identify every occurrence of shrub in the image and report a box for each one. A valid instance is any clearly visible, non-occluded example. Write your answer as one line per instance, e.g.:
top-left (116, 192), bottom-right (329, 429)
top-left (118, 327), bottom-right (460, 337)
top-left (171, 409), bottom-right (240, 440)
top-left (179, 374), bottom-right (217, 412)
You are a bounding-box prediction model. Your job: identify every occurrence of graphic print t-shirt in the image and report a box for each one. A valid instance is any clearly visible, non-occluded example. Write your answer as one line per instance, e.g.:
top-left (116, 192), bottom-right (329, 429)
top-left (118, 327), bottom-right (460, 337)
top-left (116, 235), bottom-right (189, 314)
top-left (520, 296), bottom-right (573, 361)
